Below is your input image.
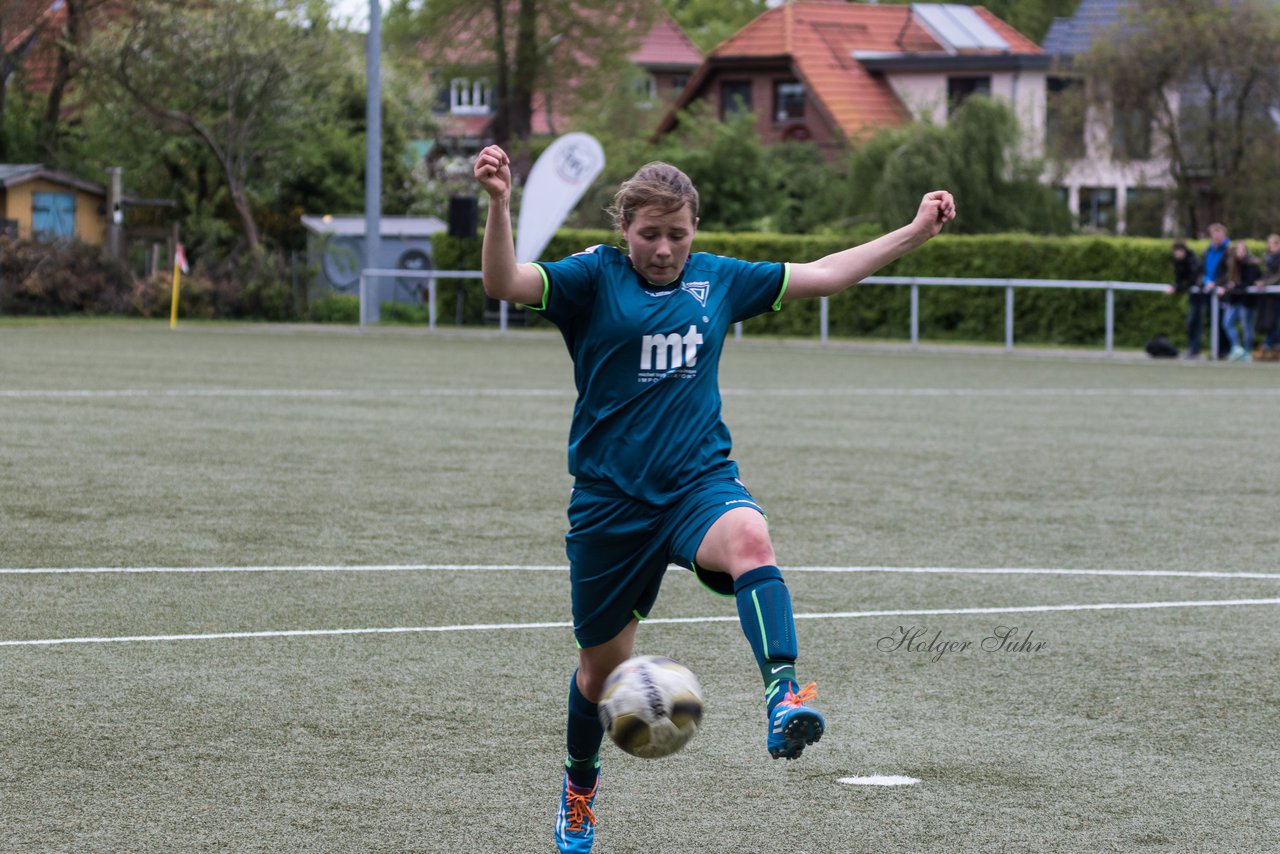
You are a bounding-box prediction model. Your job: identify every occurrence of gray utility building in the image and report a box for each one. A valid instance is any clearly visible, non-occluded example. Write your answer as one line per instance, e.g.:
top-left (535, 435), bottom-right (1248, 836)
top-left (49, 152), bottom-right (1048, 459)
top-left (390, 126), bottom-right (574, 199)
top-left (301, 214), bottom-right (447, 306)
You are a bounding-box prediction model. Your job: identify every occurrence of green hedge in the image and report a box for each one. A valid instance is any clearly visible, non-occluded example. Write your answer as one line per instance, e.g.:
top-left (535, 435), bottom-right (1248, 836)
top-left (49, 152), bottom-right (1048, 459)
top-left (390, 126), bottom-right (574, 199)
top-left (430, 231), bottom-right (1195, 348)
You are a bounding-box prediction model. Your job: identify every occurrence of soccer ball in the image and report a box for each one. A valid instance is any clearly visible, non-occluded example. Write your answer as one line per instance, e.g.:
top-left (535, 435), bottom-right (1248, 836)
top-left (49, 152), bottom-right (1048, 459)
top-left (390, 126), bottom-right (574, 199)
top-left (598, 655), bottom-right (703, 759)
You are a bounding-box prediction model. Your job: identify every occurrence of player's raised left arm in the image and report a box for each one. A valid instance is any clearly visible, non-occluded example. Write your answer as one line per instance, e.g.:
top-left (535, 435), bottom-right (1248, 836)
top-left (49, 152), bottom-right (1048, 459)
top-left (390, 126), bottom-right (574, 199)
top-left (475, 144), bottom-right (544, 305)
top-left (782, 191), bottom-right (955, 302)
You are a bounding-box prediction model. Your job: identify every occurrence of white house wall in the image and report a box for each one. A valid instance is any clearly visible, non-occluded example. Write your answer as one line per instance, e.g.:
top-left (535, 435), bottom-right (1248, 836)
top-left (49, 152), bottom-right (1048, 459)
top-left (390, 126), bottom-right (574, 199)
top-left (883, 67), bottom-right (1174, 233)
top-left (884, 73), bottom-right (948, 125)
top-left (884, 70), bottom-right (1047, 158)
top-left (1054, 88), bottom-right (1175, 234)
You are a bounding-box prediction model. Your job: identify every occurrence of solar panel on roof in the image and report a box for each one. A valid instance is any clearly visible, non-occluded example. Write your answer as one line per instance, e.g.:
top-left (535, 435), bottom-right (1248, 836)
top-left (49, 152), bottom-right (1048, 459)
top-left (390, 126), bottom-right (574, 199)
top-left (911, 3), bottom-right (1010, 52)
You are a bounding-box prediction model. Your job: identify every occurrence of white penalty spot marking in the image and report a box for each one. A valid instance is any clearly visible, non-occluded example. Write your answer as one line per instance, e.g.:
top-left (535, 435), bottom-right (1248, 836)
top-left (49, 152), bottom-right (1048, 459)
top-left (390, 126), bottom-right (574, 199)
top-left (839, 775), bottom-right (921, 787)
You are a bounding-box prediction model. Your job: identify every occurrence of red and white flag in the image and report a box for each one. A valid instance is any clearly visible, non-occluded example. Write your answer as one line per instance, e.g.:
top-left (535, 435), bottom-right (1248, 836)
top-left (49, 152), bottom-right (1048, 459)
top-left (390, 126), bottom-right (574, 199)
top-left (174, 243), bottom-right (189, 275)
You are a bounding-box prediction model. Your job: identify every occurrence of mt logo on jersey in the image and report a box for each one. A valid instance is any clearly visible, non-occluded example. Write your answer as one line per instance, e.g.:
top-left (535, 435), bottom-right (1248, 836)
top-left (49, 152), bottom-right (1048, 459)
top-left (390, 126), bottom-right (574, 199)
top-left (639, 324), bottom-right (704, 376)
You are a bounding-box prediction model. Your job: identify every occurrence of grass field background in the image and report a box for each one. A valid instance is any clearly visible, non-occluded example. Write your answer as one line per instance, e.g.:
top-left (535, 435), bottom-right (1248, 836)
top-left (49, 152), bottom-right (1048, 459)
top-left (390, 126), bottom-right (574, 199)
top-left (2, 321), bottom-right (1278, 853)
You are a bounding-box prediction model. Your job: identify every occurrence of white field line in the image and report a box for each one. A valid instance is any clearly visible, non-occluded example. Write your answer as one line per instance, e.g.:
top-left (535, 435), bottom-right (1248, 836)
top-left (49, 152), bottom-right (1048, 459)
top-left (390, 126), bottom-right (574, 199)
top-left (0, 564), bottom-right (565, 575)
top-left (0, 388), bottom-right (571, 399)
top-left (3, 386), bottom-right (1280, 400)
top-left (3, 597), bottom-right (1279, 647)
top-left (3, 564), bottom-right (1279, 580)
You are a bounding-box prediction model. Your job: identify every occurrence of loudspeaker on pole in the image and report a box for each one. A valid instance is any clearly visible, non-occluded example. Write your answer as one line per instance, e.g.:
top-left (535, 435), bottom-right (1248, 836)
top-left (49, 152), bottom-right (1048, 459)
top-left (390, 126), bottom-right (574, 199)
top-left (448, 196), bottom-right (478, 238)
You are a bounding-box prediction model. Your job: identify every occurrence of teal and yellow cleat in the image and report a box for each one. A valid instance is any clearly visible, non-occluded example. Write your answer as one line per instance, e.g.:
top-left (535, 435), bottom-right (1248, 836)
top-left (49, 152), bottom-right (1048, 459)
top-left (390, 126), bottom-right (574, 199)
top-left (767, 681), bottom-right (824, 760)
top-left (555, 773), bottom-right (599, 853)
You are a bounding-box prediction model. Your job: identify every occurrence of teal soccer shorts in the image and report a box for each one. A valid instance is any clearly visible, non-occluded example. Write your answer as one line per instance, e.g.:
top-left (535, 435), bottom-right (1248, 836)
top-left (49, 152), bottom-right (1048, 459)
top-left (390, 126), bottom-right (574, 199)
top-left (564, 476), bottom-right (765, 648)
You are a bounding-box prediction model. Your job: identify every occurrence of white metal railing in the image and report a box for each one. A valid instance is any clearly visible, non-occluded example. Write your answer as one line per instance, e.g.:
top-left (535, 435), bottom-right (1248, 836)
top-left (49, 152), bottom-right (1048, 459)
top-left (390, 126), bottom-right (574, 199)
top-left (359, 268), bottom-right (1278, 355)
top-left (359, 268), bottom-right (485, 329)
top-left (360, 268), bottom-right (525, 331)
top-left (858, 275), bottom-right (1169, 354)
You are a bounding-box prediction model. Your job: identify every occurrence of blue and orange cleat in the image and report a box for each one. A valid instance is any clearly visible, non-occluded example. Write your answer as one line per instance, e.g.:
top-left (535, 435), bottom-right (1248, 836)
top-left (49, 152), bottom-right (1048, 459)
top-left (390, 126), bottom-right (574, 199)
top-left (767, 681), bottom-right (824, 760)
top-left (555, 773), bottom-right (599, 853)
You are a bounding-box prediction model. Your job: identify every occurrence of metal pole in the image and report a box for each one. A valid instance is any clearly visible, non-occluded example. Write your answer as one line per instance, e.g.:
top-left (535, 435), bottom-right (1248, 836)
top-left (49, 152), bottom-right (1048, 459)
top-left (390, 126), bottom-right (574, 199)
top-left (428, 278), bottom-right (437, 330)
top-left (499, 300), bottom-right (509, 333)
top-left (359, 273), bottom-right (368, 327)
top-left (1005, 285), bottom-right (1014, 351)
top-left (734, 321), bottom-right (743, 341)
top-left (1105, 286), bottom-right (1115, 355)
top-left (820, 296), bottom-right (829, 343)
top-left (363, 0), bottom-right (382, 325)
top-left (106, 167), bottom-right (123, 258)
top-left (1210, 291), bottom-right (1220, 359)
top-left (910, 283), bottom-right (919, 348)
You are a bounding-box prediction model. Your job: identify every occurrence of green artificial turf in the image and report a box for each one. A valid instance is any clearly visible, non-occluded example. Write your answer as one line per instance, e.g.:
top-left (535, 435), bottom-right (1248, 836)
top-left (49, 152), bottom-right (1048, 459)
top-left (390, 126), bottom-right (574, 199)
top-left (2, 321), bottom-right (1277, 852)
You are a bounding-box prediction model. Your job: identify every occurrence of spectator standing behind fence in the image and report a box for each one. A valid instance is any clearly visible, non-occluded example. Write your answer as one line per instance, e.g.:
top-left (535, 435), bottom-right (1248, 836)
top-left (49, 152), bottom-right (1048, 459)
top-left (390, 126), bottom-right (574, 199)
top-left (1168, 240), bottom-right (1204, 359)
top-left (1201, 223), bottom-right (1231, 359)
top-left (1255, 233), bottom-right (1280, 361)
top-left (1219, 240), bottom-right (1261, 362)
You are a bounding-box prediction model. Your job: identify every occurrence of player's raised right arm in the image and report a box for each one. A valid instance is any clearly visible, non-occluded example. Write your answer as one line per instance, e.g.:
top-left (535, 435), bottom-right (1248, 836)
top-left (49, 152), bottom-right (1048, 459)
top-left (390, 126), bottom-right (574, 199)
top-left (474, 145), bottom-right (544, 306)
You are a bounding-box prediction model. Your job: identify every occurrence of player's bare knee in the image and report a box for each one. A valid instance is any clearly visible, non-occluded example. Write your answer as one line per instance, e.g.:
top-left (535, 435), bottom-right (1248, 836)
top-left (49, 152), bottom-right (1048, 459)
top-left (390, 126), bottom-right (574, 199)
top-left (734, 521), bottom-right (775, 567)
top-left (577, 668), bottom-right (611, 703)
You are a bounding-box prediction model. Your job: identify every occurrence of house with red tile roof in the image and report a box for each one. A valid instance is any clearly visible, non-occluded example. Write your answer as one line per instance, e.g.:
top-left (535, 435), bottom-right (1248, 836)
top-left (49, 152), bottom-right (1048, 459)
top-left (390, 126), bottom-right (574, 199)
top-left (3, 0), bottom-right (70, 96)
top-left (655, 1), bottom-right (1049, 160)
top-left (431, 5), bottom-right (701, 151)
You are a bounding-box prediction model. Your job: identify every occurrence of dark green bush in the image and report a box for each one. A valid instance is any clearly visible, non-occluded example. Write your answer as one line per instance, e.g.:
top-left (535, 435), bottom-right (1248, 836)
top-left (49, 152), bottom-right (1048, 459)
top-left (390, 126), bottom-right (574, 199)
top-left (220, 250), bottom-right (297, 321)
top-left (129, 251), bottom-right (297, 321)
top-left (380, 300), bottom-right (430, 324)
top-left (130, 269), bottom-right (224, 319)
top-left (385, 230), bottom-right (1199, 347)
top-left (541, 231), bottom-right (1184, 348)
top-left (429, 236), bottom-right (487, 324)
top-left (0, 237), bottom-right (135, 315)
top-left (308, 293), bottom-right (359, 323)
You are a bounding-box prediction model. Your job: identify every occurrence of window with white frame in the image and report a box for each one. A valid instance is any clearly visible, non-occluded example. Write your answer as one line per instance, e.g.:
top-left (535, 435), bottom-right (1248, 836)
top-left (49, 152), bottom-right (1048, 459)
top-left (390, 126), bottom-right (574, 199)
top-left (720, 80), bottom-right (752, 119)
top-left (774, 80), bottom-right (805, 122)
top-left (450, 78), bottom-right (491, 115)
top-left (634, 73), bottom-right (657, 108)
top-left (1046, 76), bottom-right (1086, 159)
top-left (1112, 102), bottom-right (1152, 160)
top-left (1078, 186), bottom-right (1117, 232)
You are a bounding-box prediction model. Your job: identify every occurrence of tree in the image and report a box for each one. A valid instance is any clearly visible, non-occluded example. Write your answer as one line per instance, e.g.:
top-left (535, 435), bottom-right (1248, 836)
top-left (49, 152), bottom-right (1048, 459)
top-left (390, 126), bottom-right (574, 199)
top-left (850, 97), bottom-right (1070, 235)
top-left (389, 0), bottom-right (655, 167)
top-left (1083, 0), bottom-right (1280, 235)
top-left (0, 0), bottom-right (57, 160)
top-left (39, 0), bottom-right (115, 159)
top-left (84, 0), bottom-right (345, 251)
top-left (651, 106), bottom-right (772, 231)
top-left (659, 0), bottom-right (764, 53)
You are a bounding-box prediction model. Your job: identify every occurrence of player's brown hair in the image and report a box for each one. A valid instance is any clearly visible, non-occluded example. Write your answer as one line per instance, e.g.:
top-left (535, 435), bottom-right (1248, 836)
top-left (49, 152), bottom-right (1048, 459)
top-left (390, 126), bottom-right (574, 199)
top-left (608, 162), bottom-right (699, 229)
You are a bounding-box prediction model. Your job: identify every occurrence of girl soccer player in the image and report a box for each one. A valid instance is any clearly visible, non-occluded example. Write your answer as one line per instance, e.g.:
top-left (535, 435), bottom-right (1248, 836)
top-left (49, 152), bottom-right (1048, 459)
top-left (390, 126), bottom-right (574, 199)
top-left (473, 145), bottom-right (955, 853)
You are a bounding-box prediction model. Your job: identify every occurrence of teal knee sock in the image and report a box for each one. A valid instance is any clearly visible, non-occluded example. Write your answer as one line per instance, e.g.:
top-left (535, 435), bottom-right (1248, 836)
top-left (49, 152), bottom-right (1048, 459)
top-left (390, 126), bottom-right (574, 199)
top-left (565, 671), bottom-right (602, 789)
top-left (733, 565), bottom-right (799, 706)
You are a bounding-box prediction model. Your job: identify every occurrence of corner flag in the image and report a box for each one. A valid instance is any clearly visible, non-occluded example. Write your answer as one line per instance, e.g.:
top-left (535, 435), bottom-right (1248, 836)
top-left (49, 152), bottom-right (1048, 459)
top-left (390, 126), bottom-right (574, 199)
top-left (170, 243), bottom-right (188, 329)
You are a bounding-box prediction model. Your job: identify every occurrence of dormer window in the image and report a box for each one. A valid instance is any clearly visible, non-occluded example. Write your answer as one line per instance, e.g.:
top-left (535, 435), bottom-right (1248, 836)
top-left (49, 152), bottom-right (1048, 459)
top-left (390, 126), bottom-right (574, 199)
top-left (774, 81), bottom-right (805, 122)
top-left (720, 80), bottom-right (752, 119)
top-left (947, 76), bottom-right (990, 116)
top-left (634, 73), bottom-right (657, 108)
top-left (451, 78), bottom-right (491, 115)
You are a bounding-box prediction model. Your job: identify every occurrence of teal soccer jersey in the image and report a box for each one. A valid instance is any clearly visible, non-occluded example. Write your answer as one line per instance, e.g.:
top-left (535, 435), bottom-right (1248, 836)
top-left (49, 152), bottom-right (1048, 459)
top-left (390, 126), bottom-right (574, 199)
top-left (530, 245), bottom-right (789, 505)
